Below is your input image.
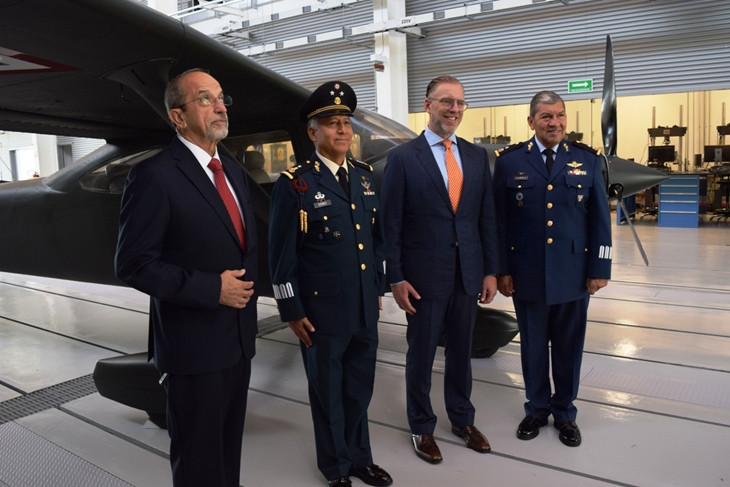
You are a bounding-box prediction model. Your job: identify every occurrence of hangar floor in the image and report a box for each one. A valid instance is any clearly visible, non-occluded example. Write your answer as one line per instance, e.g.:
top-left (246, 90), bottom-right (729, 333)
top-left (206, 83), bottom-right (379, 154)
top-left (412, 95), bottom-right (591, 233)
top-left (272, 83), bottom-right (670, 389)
top-left (1, 218), bottom-right (729, 487)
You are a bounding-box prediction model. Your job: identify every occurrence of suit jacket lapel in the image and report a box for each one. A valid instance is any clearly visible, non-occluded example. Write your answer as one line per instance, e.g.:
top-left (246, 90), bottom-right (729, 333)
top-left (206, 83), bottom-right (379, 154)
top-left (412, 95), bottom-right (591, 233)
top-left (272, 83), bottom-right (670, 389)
top-left (221, 155), bottom-right (255, 250)
top-left (171, 139), bottom-right (244, 249)
top-left (551, 141), bottom-right (569, 181)
top-left (526, 137), bottom-right (550, 179)
top-left (415, 134), bottom-right (452, 210)
top-left (456, 137), bottom-right (477, 208)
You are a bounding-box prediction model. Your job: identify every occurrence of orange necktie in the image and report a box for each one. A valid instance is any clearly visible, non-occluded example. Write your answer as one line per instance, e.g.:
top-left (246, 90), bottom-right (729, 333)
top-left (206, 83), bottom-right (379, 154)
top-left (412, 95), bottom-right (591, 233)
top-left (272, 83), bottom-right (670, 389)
top-left (442, 140), bottom-right (463, 212)
top-left (208, 158), bottom-right (246, 250)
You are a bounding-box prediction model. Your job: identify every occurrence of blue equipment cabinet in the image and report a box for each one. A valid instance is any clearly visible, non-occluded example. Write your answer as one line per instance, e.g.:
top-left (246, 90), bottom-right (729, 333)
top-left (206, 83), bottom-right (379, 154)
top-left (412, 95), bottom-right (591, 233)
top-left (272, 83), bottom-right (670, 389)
top-left (658, 175), bottom-right (700, 228)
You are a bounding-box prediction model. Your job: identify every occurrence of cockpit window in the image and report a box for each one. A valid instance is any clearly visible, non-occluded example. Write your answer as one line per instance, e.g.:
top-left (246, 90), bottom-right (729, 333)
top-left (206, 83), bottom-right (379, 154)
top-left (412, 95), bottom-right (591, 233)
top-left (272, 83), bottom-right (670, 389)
top-left (350, 108), bottom-right (416, 163)
top-left (80, 147), bottom-right (163, 194)
top-left (221, 130), bottom-right (294, 186)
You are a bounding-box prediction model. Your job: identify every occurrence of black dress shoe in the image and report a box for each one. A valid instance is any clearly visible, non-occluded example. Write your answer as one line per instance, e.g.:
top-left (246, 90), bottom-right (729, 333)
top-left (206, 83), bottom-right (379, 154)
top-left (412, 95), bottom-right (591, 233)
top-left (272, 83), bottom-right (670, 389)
top-left (349, 464), bottom-right (393, 487)
top-left (328, 476), bottom-right (352, 487)
top-left (411, 434), bottom-right (443, 464)
top-left (555, 421), bottom-right (582, 447)
top-left (517, 416), bottom-right (548, 440)
top-left (451, 425), bottom-right (491, 453)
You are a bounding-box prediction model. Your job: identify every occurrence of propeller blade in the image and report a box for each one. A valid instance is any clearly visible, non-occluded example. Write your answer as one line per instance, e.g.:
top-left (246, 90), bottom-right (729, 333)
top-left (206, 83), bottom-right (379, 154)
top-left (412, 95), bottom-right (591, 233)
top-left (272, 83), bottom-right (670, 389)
top-left (601, 35), bottom-right (617, 157)
top-left (619, 197), bottom-right (650, 266)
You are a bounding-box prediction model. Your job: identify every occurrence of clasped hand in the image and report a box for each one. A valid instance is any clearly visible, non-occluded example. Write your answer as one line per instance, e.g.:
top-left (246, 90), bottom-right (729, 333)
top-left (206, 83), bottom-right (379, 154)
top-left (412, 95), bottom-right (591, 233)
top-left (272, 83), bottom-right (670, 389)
top-left (219, 269), bottom-right (254, 308)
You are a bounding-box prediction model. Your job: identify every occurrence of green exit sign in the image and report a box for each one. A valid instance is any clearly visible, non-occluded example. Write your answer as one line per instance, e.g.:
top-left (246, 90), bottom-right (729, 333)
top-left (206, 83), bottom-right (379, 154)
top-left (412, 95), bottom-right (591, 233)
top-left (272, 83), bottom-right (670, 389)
top-left (568, 79), bottom-right (593, 93)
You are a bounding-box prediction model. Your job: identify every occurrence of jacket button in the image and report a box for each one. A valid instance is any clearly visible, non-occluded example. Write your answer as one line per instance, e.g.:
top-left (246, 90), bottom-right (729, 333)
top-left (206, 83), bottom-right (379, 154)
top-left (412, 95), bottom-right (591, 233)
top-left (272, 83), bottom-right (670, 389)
top-left (351, 203), bottom-right (356, 210)
top-left (547, 220), bottom-right (553, 227)
top-left (547, 202), bottom-right (553, 209)
top-left (358, 243), bottom-right (364, 250)
top-left (547, 184), bottom-right (554, 191)
top-left (361, 263), bottom-right (366, 270)
top-left (547, 238), bottom-right (554, 244)
top-left (356, 223), bottom-right (361, 230)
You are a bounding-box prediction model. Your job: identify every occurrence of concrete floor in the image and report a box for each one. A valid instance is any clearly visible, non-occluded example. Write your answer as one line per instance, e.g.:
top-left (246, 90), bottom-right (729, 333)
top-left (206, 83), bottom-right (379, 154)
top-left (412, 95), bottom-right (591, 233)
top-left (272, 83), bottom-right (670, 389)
top-left (1, 215), bottom-right (729, 486)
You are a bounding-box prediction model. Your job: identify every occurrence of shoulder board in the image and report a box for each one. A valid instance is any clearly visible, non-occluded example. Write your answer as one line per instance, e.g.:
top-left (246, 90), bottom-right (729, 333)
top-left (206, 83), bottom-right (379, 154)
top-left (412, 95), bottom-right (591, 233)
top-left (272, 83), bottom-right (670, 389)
top-left (280, 160), bottom-right (315, 180)
top-left (495, 141), bottom-right (524, 158)
top-left (570, 140), bottom-right (600, 155)
top-left (349, 158), bottom-right (373, 172)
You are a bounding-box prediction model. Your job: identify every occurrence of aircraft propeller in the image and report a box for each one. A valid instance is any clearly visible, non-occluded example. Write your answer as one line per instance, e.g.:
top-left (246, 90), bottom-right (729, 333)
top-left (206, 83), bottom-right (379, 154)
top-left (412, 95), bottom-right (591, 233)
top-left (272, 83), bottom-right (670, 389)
top-left (599, 35), bottom-right (668, 265)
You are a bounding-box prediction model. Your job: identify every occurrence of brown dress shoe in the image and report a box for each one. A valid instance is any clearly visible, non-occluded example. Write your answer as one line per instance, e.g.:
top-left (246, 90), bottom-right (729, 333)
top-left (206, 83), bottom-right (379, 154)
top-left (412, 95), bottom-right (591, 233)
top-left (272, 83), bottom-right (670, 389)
top-left (451, 425), bottom-right (491, 453)
top-left (411, 434), bottom-right (443, 464)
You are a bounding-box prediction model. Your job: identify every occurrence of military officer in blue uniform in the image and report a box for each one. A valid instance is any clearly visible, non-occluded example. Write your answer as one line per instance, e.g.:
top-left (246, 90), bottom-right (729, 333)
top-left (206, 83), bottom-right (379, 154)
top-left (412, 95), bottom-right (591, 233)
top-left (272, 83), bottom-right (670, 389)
top-left (268, 81), bottom-right (392, 487)
top-left (492, 90), bottom-right (612, 447)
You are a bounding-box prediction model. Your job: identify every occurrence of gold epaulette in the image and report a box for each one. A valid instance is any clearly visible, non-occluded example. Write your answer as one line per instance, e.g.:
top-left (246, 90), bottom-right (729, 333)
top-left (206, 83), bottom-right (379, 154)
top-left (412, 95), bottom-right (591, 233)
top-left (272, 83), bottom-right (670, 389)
top-left (495, 141), bottom-right (525, 158)
top-left (570, 140), bottom-right (600, 155)
top-left (349, 157), bottom-right (373, 172)
top-left (280, 160), bottom-right (315, 180)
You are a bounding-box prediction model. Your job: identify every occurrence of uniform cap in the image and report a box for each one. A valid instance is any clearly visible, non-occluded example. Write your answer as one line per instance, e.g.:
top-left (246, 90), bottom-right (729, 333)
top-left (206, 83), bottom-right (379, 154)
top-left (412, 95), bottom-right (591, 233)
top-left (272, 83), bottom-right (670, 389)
top-left (300, 80), bottom-right (357, 121)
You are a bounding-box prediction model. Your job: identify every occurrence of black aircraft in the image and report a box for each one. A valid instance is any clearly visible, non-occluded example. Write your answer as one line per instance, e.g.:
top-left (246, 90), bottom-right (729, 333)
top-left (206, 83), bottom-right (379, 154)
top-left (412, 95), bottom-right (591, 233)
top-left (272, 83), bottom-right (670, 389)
top-left (0, 1), bottom-right (663, 425)
top-left (0, 0), bottom-right (518, 425)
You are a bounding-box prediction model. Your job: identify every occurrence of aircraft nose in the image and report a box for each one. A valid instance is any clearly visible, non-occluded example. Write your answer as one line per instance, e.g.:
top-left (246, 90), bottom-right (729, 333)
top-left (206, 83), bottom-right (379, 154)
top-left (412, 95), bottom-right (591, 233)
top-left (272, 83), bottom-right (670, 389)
top-left (607, 156), bottom-right (670, 199)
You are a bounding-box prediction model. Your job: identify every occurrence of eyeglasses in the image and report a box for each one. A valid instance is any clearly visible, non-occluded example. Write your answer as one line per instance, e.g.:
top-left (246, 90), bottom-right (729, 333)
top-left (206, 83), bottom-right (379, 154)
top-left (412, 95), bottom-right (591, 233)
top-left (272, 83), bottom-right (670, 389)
top-left (428, 97), bottom-right (468, 110)
top-left (177, 94), bottom-right (233, 109)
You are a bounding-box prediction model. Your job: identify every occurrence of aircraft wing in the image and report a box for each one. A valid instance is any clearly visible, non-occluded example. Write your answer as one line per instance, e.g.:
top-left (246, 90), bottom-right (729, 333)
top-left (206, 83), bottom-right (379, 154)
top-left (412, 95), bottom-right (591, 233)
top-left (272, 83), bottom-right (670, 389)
top-left (0, 0), bottom-right (309, 140)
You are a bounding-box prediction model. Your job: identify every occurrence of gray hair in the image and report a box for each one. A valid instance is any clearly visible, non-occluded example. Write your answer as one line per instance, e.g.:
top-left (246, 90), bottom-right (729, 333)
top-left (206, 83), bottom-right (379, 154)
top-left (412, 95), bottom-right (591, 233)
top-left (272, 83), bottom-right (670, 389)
top-left (529, 90), bottom-right (564, 117)
top-left (164, 68), bottom-right (209, 112)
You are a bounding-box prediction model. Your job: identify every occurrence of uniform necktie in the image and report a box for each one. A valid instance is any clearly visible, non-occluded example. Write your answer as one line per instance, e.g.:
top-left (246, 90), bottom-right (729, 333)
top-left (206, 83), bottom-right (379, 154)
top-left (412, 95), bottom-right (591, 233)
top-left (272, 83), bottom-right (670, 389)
top-left (442, 139), bottom-right (463, 212)
top-left (337, 166), bottom-right (349, 197)
top-left (208, 158), bottom-right (246, 250)
top-left (543, 148), bottom-right (554, 174)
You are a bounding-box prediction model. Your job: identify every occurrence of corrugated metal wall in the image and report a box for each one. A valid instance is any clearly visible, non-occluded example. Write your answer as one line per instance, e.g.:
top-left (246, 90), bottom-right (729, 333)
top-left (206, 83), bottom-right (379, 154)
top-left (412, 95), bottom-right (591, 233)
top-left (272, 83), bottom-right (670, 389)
top-left (228, 1), bottom-right (378, 109)
top-left (404, 0), bottom-right (730, 110)
top-left (241, 0), bottom-right (729, 112)
top-left (56, 136), bottom-right (105, 163)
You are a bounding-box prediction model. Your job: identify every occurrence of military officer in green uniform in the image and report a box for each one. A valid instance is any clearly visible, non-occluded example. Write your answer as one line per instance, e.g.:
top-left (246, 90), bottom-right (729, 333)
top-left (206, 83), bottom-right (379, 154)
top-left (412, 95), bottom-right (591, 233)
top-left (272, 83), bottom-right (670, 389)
top-left (268, 81), bottom-right (392, 487)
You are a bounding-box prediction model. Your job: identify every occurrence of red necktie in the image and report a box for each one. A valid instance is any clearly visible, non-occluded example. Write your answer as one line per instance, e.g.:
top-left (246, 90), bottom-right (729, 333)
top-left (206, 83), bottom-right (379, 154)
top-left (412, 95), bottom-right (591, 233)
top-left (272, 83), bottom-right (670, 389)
top-left (442, 140), bottom-right (463, 212)
top-left (208, 158), bottom-right (246, 250)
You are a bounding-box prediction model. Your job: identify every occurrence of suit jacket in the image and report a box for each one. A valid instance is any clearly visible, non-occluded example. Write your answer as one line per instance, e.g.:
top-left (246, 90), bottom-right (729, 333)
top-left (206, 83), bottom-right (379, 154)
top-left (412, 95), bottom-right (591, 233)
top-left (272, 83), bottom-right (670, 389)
top-left (115, 136), bottom-right (258, 374)
top-left (268, 154), bottom-right (386, 333)
top-left (493, 137), bottom-right (612, 304)
top-left (381, 132), bottom-right (499, 299)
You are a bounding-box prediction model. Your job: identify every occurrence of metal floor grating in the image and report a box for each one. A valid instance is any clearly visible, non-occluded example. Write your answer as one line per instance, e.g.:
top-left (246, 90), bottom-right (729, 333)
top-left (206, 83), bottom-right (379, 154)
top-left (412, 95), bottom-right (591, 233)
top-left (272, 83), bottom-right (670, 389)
top-left (0, 422), bottom-right (133, 487)
top-left (256, 314), bottom-right (288, 337)
top-left (0, 315), bottom-right (288, 426)
top-left (0, 375), bottom-right (97, 425)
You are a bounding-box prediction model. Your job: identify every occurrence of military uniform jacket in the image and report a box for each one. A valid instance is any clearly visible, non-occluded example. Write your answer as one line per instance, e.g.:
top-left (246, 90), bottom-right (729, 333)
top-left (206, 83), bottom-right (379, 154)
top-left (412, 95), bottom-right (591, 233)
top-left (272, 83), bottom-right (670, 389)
top-left (493, 137), bottom-right (612, 305)
top-left (268, 154), bottom-right (386, 333)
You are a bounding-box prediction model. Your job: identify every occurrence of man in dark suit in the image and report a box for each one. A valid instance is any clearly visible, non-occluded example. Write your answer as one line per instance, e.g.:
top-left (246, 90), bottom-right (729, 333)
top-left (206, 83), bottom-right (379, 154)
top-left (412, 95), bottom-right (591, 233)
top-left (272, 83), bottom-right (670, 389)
top-left (493, 90), bottom-right (612, 447)
top-left (268, 81), bottom-right (392, 487)
top-left (115, 68), bottom-right (257, 486)
top-left (380, 75), bottom-right (499, 464)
